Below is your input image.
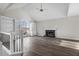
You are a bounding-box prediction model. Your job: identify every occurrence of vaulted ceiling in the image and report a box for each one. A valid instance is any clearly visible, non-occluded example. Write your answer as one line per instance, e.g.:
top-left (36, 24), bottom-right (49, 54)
top-left (0, 3), bottom-right (79, 21)
top-left (23, 3), bottom-right (69, 21)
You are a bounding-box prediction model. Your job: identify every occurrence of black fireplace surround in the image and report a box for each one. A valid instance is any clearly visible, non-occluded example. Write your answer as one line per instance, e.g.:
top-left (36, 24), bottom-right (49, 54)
top-left (44, 30), bottom-right (55, 37)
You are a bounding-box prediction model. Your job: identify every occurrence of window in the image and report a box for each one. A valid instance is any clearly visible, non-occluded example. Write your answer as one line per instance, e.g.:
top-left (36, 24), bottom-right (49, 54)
top-left (18, 17), bottom-right (31, 37)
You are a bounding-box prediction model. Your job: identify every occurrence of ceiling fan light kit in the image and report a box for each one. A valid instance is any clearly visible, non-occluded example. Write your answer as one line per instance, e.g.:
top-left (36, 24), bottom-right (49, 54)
top-left (40, 3), bottom-right (44, 12)
top-left (40, 8), bottom-right (43, 12)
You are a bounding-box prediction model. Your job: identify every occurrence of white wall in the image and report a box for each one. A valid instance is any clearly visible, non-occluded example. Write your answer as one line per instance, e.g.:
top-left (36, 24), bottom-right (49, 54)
top-left (37, 15), bottom-right (79, 40)
top-left (68, 3), bottom-right (79, 16)
top-left (30, 22), bottom-right (37, 36)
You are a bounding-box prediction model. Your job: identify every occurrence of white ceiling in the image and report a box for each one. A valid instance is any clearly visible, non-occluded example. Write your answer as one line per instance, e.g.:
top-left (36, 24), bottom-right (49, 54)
top-left (0, 3), bottom-right (9, 11)
top-left (0, 3), bottom-right (79, 21)
top-left (0, 3), bottom-right (27, 13)
top-left (23, 3), bottom-right (69, 21)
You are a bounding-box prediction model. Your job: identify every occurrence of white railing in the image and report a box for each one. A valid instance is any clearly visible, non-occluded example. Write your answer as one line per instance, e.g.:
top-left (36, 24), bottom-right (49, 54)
top-left (0, 16), bottom-right (23, 56)
top-left (10, 32), bottom-right (23, 56)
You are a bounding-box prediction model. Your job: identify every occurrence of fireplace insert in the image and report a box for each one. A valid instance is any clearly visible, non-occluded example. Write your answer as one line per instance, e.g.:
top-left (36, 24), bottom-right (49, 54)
top-left (45, 30), bottom-right (55, 37)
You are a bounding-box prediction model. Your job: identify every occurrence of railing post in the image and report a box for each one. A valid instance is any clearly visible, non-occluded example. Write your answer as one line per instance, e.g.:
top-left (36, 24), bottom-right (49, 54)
top-left (10, 32), bottom-right (15, 53)
top-left (20, 32), bottom-right (23, 52)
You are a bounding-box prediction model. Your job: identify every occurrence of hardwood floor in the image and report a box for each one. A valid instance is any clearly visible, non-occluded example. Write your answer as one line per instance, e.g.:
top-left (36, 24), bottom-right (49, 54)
top-left (23, 37), bottom-right (79, 56)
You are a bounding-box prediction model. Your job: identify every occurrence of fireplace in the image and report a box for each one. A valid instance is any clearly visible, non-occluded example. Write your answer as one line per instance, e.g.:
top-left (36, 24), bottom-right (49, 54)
top-left (45, 30), bottom-right (55, 37)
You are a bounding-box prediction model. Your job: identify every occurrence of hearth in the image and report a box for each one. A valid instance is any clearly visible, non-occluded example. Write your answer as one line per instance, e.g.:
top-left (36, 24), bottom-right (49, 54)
top-left (44, 30), bottom-right (55, 37)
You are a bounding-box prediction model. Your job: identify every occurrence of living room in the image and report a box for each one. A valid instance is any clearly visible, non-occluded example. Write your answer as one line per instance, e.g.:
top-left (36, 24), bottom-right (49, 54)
top-left (0, 3), bottom-right (79, 56)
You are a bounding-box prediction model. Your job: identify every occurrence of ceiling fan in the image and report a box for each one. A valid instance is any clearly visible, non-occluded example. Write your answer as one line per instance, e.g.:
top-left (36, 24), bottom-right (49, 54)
top-left (40, 3), bottom-right (44, 12)
top-left (36, 3), bottom-right (47, 12)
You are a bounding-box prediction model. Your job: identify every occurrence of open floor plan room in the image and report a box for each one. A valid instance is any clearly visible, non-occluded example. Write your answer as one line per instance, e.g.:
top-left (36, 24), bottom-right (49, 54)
top-left (0, 3), bottom-right (79, 56)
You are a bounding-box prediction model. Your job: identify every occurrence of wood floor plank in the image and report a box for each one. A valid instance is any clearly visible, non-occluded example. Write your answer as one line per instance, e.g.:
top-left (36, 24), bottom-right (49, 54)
top-left (23, 37), bottom-right (79, 56)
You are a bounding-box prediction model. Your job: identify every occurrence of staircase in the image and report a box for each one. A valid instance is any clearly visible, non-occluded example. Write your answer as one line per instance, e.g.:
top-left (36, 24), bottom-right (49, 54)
top-left (0, 32), bottom-right (23, 56)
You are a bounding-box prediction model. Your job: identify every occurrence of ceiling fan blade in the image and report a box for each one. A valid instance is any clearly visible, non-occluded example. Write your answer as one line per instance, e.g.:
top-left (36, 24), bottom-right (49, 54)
top-left (36, 8), bottom-right (39, 10)
top-left (44, 8), bottom-right (48, 10)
